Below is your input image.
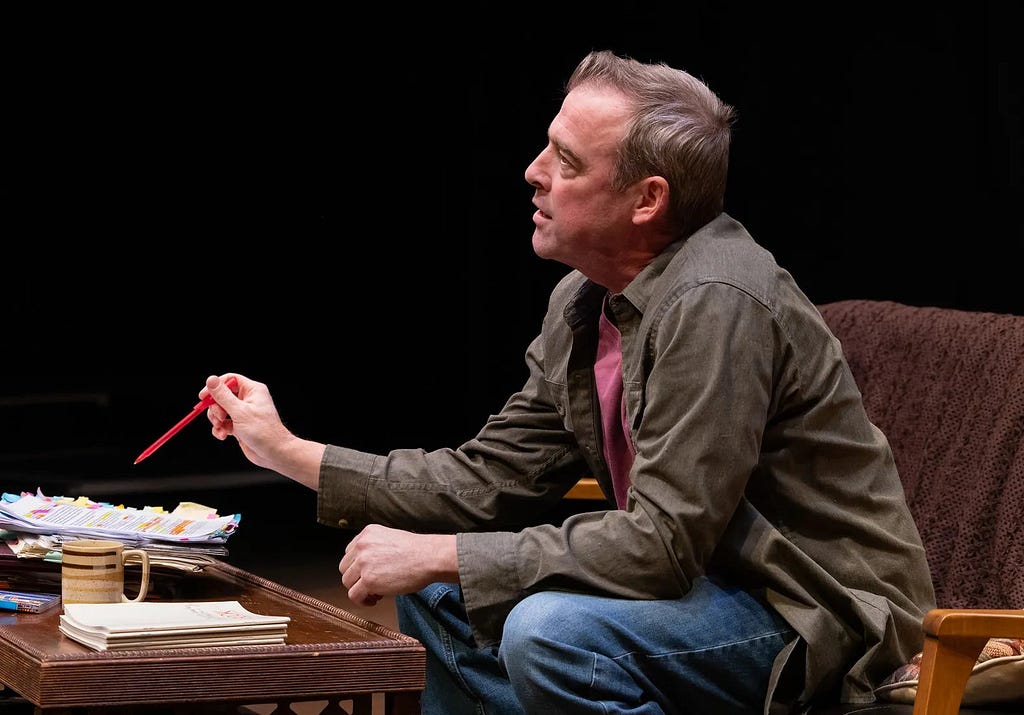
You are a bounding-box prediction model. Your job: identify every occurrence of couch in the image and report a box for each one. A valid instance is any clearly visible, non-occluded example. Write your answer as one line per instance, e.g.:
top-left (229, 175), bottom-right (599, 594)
top-left (569, 299), bottom-right (1024, 714)
top-left (813, 299), bottom-right (1024, 714)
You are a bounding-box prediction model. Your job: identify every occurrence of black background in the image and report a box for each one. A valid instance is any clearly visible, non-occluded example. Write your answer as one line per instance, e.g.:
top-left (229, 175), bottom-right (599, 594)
top-left (2, 5), bottom-right (1022, 492)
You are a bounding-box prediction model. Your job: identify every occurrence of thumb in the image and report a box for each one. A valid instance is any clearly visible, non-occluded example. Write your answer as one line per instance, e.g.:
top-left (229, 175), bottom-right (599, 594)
top-left (204, 374), bottom-right (242, 411)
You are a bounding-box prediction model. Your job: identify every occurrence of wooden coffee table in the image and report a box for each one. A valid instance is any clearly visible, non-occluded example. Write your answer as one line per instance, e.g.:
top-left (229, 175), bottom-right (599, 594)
top-left (0, 561), bottom-right (424, 714)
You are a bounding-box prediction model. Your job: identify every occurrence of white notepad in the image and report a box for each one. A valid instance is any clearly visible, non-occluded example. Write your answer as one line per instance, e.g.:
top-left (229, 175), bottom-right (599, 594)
top-left (60, 600), bottom-right (289, 651)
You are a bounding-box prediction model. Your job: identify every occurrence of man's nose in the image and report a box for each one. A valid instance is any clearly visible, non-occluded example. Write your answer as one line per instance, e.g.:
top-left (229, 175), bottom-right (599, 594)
top-left (524, 150), bottom-right (547, 188)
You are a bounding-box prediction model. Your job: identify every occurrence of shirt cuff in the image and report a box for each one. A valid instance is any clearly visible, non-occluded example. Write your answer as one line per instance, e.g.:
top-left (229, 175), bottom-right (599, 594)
top-left (317, 444), bottom-right (376, 530)
top-left (457, 530), bottom-right (521, 647)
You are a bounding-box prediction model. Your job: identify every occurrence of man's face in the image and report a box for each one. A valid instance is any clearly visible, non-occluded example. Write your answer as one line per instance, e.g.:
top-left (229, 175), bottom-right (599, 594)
top-left (524, 85), bottom-right (638, 274)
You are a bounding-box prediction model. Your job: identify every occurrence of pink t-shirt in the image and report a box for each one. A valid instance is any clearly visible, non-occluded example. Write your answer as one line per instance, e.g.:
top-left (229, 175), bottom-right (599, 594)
top-left (595, 302), bottom-right (635, 509)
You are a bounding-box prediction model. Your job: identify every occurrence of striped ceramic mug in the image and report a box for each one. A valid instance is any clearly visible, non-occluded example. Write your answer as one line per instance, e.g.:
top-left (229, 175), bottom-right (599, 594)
top-left (61, 539), bottom-right (150, 605)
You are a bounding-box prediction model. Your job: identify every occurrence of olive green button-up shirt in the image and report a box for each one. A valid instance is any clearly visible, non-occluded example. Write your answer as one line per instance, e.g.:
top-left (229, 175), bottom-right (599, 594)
top-left (316, 212), bottom-right (935, 706)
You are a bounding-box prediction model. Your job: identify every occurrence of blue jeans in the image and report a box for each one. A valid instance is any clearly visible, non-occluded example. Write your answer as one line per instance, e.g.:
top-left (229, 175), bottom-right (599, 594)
top-left (396, 576), bottom-right (796, 714)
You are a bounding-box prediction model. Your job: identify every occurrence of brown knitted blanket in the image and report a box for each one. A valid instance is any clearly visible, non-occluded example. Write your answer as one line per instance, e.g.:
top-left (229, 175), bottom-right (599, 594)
top-left (817, 300), bottom-right (1024, 610)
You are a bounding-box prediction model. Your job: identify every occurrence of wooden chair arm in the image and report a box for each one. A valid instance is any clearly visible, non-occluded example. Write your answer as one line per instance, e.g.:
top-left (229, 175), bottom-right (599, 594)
top-left (565, 477), bottom-right (604, 500)
top-left (913, 608), bottom-right (1024, 715)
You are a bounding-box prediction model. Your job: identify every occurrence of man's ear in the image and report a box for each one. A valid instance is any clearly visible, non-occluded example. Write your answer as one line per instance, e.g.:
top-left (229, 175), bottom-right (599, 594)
top-left (632, 176), bottom-right (670, 226)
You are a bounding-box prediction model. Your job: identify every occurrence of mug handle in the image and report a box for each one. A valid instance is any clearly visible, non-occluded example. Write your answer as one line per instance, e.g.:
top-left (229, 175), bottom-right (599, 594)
top-left (121, 549), bottom-right (151, 603)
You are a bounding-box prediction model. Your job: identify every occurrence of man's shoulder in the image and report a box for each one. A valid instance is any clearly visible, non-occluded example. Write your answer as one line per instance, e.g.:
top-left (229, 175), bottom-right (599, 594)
top-left (682, 213), bottom-right (776, 265)
top-left (652, 214), bottom-right (813, 319)
top-left (658, 214), bottom-right (782, 294)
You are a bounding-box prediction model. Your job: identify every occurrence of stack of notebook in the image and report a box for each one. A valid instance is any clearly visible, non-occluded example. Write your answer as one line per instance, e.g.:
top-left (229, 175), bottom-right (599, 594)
top-left (59, 600), bottom-right (289, 651)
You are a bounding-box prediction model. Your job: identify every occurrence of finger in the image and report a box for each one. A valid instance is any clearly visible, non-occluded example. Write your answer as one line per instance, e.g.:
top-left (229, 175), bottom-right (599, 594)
top-left (339, 546), bottom-right (356, 571)
top-left (346, 579), bottom-right (383, 607)
top-left (205, 399), bottom-right (233, 439)
top-left (339, 559), bottom-right (358, 590)
top-left (347, 578), bottom-right (366, 604)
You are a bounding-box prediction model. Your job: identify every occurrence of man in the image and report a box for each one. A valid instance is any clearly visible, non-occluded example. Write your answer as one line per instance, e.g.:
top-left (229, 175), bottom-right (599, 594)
top-left (202, 50), bottom-right (935, 713)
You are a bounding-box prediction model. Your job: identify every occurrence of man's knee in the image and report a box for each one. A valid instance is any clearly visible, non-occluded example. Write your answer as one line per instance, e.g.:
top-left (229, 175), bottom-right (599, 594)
top-left (501, 591), bottom-right (590, 662)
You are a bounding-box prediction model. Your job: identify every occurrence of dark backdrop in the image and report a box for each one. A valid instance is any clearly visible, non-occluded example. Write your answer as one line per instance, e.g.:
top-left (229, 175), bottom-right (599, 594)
top-left (2, 6), bottom-right (1022, 489)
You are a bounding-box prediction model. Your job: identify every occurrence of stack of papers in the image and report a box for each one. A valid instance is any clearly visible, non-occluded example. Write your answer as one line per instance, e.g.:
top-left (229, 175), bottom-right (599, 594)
top-left (60, 600), bottom-right (289, 651)
top-left (0, 489), bottom-right (239, 578)
top-left (0, 491), bottom-right (240, 545)
top-left (2, 531), bottom-right (228, 574)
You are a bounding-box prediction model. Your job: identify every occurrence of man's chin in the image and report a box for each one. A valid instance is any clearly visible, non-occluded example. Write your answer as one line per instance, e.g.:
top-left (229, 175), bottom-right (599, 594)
top-left (532, 234), bottom-right (556, 259)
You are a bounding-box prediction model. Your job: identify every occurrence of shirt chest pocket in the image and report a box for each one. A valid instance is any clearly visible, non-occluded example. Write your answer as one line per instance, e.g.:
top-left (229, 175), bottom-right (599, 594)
top-left (624, 380), bottom-right (643, 448)
top-left (544, 379), bottom-right (575, 434)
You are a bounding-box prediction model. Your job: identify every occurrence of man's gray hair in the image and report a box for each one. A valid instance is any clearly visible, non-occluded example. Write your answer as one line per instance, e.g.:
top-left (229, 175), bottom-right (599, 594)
top-left (567, 50), bottom-right (736, 239)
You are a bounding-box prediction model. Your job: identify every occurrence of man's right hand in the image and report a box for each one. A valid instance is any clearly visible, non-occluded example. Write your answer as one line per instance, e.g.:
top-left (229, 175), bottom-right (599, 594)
top-left (203, 373), bottom-right (326, 490)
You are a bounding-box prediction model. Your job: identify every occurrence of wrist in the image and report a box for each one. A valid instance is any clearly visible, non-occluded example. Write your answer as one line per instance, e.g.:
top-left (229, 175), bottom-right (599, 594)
top-left (427, 534), bottom-right (460, 583)
top-left (274, 435), bottom-right (326, 490)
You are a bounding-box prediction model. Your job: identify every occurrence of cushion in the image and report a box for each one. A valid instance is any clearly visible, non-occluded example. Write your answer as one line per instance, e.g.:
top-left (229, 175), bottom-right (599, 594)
top-left (875, 638), bottom-right (1024, 707)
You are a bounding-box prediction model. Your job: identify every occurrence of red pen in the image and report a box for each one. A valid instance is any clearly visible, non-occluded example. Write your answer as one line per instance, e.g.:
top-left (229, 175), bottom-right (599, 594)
top-left (134, 377), bottom-right (239, 464)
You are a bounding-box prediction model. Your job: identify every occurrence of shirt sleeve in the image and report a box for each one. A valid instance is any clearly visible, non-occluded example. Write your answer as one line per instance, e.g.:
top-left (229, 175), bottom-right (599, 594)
top-left (315, 331), bottom-right (589, 535)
